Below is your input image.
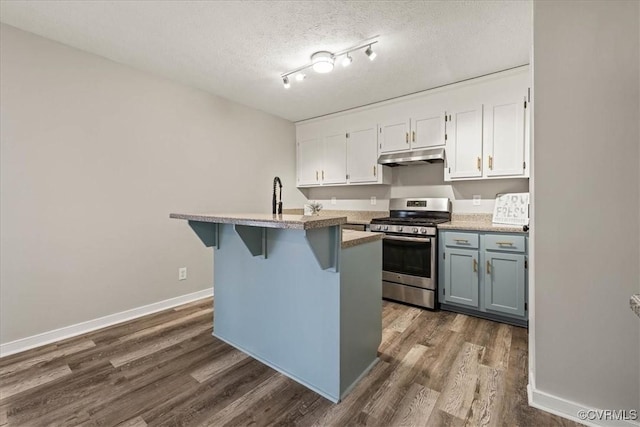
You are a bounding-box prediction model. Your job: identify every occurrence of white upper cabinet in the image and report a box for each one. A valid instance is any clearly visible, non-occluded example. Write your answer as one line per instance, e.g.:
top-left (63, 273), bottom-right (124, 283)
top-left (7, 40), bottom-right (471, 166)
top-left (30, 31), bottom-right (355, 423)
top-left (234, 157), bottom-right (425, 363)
top-left (347, 126), bottom-right (379, 183)
top-left (379, 112), bottom-right (446, 153)
top-left (296, 119), bottom-right (391, 187)
top-left (297, 137), bottom-right (322, 186)
top-left (484, 96), bottom-right (527, 177)
top-left (322, 132), bottom-right (347, 184)
top-left (379, 118), bottom-right (411, 153)
top-left (411, 111), bottom-right (446, 149)
top-left (445, 105), bottom-right (484, 179)
top-left (296, 67), bottom-right (530, 187)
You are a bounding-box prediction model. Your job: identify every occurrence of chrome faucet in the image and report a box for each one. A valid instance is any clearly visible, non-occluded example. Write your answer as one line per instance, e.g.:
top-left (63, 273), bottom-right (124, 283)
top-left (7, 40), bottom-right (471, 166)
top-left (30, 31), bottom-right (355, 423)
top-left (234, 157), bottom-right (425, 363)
top-left (272, 177), bottom-right (283, 215)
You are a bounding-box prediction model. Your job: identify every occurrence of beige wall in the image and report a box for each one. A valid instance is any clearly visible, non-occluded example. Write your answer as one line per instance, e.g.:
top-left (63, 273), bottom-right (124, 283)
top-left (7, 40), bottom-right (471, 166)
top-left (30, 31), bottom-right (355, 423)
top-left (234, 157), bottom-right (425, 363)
top-left (0, 24), bottom-right (305, 344)
top-left (533, 0), bottom-right (640, 412)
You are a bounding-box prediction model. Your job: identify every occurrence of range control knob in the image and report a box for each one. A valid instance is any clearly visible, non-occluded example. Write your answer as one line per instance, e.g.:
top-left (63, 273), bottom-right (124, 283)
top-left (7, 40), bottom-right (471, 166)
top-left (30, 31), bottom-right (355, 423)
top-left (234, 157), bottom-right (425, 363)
top-left (383, 226), bottom-right (389, 231)
top-left (372, 225), bottom-right (380, 231)
top-left (420, 228), bottom-right (428, 234)
top-left (413, 228), bottom-right (418, 233)
top-left (397, 226), bottom-right (403, 232)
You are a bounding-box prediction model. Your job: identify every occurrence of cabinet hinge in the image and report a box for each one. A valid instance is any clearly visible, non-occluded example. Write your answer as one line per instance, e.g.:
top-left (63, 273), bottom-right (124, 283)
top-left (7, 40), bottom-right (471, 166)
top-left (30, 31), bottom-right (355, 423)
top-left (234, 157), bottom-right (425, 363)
top-left (445, 134), bottom-right (447, 141)
top-left (525, 260), bottom-right (528, 269)
top-left (528, 87), bottom-right (531, 102)
top-left (445, 114), bottom-right (448, 122)
top-left (443, 252), bottom-right (446, 259)
top-left (448, 167), bottom-right (451, 173)
top-left (346, 174), bottom-right (349, 180)
top-left (524, 100), bottom-right (527, 109)
top-left (523, 161), bottom-right (526, 170)
top-left (379, 144), bottom-right (382, 149)
top-left (346, 133), bottom-right (349, 138)
top-left (443, 288), bottom-right (445, 295)
top-left (525, 302), bottom-right (528, 311)
top-left (379, 128), bottom-right (382, 134)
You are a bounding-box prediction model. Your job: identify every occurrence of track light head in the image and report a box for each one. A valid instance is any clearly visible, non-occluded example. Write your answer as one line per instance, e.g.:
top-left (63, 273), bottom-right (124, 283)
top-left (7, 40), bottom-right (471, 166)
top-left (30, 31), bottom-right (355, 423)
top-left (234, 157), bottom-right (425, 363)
top-left (365, 45), bottom-right (377, 61)
top-left (282, 76), bottom-right (290, 88)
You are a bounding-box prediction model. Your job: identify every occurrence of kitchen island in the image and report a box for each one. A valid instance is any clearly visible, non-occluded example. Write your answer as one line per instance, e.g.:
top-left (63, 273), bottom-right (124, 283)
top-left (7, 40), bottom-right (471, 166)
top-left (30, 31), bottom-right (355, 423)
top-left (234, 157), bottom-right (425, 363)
top-left (169, 213), bottom-right (383, 403)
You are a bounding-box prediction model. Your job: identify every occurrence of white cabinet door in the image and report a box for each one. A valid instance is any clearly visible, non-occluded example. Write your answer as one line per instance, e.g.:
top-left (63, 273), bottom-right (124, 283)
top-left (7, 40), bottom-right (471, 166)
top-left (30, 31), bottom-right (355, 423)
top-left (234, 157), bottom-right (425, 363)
top-left (297, 137), bottom-right (321, 186)
top-left (347, 126), bottom-right (379, 183)
top-left (446, 105), bottom-right (483, 179)
top-left (485, 97), bottom-right (526, 177)
top-left (411, 112), bottom-right (445, 149)
top-left (322, 132), bottom-right (347, 184)
top-left (379, 119), bottom-right (410, 153)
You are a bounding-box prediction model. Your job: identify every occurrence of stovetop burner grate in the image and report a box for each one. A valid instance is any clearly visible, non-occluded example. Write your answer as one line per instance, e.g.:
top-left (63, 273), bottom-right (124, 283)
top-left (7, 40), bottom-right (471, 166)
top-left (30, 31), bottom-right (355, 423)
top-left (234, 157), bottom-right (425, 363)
top-left (370, 217), bottom-right (450, 226)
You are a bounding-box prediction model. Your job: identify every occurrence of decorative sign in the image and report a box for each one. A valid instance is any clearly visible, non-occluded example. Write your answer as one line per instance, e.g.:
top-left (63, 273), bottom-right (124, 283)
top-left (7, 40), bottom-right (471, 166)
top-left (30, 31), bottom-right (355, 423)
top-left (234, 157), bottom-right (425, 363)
top-left (493, 193), bottom-right (530, 225)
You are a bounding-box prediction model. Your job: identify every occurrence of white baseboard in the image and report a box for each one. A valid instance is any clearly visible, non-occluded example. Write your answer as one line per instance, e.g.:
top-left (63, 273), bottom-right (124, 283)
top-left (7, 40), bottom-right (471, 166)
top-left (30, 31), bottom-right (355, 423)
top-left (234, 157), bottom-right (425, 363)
top-left (0, 289), bottom-right (212, 358)
top-left (528, 370), bottom-right (640, 427)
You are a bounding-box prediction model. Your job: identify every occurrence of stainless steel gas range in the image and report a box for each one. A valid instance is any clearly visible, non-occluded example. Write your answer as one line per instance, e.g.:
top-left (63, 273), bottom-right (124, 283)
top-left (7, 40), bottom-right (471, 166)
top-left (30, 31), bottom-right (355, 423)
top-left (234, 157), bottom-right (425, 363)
top-left (370, 198), bottom-right (452, 309)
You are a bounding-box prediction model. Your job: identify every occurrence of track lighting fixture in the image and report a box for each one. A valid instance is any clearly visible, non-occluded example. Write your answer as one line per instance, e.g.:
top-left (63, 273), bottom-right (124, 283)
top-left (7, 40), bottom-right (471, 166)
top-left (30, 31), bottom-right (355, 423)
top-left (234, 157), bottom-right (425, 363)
top-left (280, 36), bottom-right (379, 88)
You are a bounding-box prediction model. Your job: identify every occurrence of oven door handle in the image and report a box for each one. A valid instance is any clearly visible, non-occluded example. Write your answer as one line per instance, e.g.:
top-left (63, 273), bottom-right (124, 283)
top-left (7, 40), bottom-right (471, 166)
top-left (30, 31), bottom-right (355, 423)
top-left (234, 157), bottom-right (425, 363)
top-left (383, 235), bottom-right (431, 243)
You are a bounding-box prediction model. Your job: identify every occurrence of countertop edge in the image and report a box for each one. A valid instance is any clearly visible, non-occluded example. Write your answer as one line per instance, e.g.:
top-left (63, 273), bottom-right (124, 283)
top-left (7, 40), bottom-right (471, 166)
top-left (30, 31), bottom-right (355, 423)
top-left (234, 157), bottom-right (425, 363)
top-left (341, 231), bottom-right (383, 249)
top-left (169, 213), bottom-right (347, 230)
top-left (438, 222), bottom-right (528, 234)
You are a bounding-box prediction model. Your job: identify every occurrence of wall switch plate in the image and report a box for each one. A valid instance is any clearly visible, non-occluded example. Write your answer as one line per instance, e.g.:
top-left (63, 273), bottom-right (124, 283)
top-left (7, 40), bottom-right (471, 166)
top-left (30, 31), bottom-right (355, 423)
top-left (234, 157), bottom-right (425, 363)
top-left (370, 196), bottom-right (377, 206)
top-left (178, 267), bottom-right (187, 281)
top-left (473, 195), bottom-right (481, 206)
top-left (331, 197), bottom-right (337, 205)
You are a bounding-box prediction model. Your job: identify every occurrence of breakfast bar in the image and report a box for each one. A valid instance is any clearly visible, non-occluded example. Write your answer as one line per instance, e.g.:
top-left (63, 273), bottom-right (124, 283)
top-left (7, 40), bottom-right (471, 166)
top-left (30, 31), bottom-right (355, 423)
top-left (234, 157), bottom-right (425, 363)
top-left (169, 213), bottom-right (383, 402)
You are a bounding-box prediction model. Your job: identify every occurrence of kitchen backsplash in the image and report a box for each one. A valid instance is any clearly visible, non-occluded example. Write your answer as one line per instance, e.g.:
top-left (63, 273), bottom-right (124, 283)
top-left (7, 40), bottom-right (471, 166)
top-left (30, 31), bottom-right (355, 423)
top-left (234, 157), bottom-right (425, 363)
top-left (298, 163), bottom-right (529, 214)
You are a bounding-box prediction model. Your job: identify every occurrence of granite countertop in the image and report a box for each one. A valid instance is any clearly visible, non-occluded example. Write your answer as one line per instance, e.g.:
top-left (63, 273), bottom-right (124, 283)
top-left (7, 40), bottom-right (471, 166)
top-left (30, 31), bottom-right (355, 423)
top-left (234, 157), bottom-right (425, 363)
top-left (342, 229), bottom-right (383, 249)
top-left (283, 209), bottom-right (388, 225)
top-left (169, 213), bottom-right (346, 230)
top-left (631, 295), bottom-right (640, 318)
top-left (438, 213), bottom-right (529, 234)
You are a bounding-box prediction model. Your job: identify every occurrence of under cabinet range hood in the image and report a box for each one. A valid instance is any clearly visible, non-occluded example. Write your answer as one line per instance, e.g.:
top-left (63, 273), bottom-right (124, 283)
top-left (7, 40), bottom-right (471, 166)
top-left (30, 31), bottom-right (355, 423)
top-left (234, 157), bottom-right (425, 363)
top-left (377, 147), bottom-right (446, 167)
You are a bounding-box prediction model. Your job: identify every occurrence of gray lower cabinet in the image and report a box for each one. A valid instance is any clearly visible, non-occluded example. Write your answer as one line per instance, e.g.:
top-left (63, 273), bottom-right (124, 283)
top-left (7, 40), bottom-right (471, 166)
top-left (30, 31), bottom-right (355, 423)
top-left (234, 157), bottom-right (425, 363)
top-left (439, 230), bottom-right (528, 327)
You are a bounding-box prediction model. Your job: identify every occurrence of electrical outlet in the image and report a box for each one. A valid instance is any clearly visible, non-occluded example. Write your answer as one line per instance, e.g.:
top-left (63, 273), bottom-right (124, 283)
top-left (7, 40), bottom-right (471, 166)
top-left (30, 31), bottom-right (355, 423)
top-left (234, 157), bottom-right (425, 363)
top-left (370, 196), bottom-right (377, 206)
top-left (473, 195), bottom-right (481, 206)
top-left (331, 197), bottom-right (337, 205)
top-left (178, 267), bottom-right (187, 281)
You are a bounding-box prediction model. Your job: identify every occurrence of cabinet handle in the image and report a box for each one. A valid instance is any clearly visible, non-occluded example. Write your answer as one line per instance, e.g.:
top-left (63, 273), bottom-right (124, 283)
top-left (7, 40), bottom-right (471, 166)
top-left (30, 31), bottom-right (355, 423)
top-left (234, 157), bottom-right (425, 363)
top-left (477, 157), bottom-right (481, 171)
top-left (373, 165), bottom-right (377, 177)
top-left (412, 131), bottom-right (416, 142)
top-left (496, 241), bottom-right (514, 246)
top-left (405, 132), bottom-right (409, 143)
top-left (454, 238), bottom-right (469, 243)
top-left (489, 155), bottom-right (493, 170)
top-left (316, 171), bottom-right (318, 181)
top-left (486, 261), bottom-right (491, 274)
top-left (473, 259), bottom-right (478, 272)
top-left (322, 170), bottom-right (325, 180)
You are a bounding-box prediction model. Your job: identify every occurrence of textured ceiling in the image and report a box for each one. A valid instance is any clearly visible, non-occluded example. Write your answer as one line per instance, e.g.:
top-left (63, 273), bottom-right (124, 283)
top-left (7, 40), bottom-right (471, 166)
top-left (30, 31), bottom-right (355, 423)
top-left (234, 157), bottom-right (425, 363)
top-left (0, 1), bottom-right (531, 122)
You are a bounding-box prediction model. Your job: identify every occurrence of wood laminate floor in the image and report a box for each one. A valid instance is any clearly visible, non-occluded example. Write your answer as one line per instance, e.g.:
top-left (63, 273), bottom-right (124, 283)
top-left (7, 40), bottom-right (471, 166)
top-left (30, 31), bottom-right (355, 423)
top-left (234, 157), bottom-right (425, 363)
top-left (0, 298), bottom-right (581, 427)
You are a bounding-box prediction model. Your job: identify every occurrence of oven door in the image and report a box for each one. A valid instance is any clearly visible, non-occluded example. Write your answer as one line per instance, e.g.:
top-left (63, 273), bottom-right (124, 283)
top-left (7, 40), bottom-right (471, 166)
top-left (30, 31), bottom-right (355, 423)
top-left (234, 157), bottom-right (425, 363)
top-left (382, 235), bottom-right (435, 290)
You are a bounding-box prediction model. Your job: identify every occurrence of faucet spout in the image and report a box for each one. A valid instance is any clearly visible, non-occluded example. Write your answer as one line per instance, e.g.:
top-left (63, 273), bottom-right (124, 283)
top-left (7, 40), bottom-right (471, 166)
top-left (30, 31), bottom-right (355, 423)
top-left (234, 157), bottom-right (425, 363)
top-left (272, 177), bottom-right (283, 215)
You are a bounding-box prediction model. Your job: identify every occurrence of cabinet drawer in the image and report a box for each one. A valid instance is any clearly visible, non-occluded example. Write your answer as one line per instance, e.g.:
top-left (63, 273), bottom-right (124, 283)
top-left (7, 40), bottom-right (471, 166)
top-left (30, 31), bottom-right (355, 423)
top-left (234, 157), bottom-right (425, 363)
top-left (484, 234), bottom-right (525, 252)
top-left (443, 232), bottom-right (479, 249)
